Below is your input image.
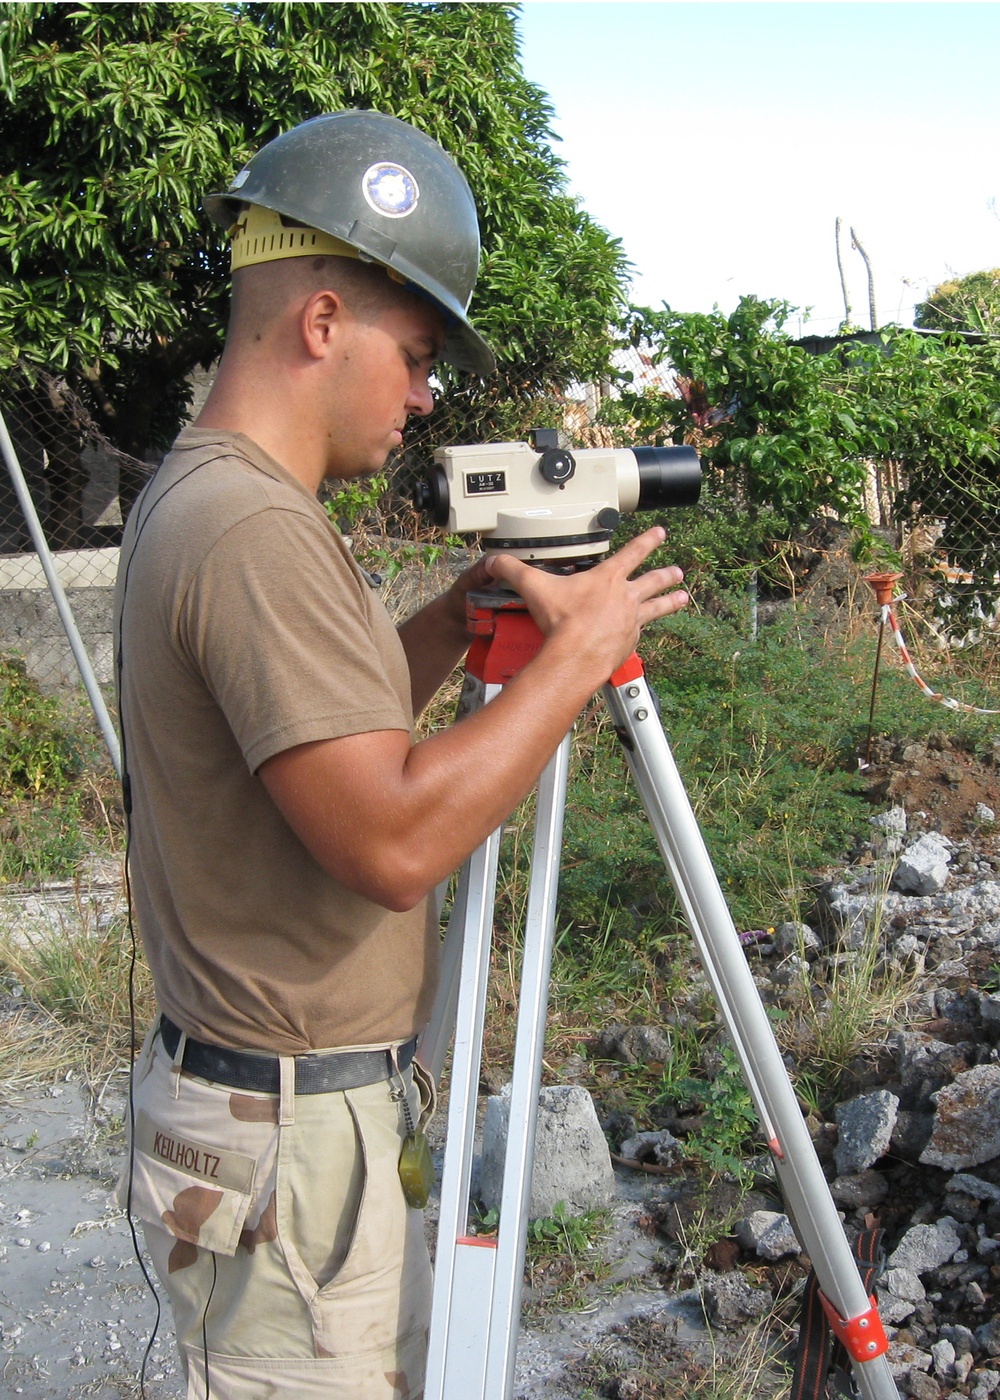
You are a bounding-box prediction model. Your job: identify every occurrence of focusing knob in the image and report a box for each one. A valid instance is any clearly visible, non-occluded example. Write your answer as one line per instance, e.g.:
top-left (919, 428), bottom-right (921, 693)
top-left (412, 467), bottom-right (450, 525)
top-left (596, 507), bottom-right (621, 531)
top-left (538, 447), bottom-right (576, 485)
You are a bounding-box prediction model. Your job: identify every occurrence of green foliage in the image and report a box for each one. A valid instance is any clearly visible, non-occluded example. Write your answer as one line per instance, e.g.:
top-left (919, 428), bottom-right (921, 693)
top-left (0, 655), bottom-right (110, 883)
top-left (0, 2), bottom-right (627, 459)
top-left (612, 297), bottom-right (871, 530)
top-left (839, 329), bottom-right (1000, 602)
top-left (323, 476), bottom-right (391, 534)
top-left (915, 268), bottom-right (1000, 335)
top-left (0, 655), bottom-right (80, 795)
top-left (680, 1044), bottom-right (758, 1178)
top-left (0, 791), bottom-right (90, 884)
top-left (525, 1200), bottom-right (609, 1258)
top-left (605, 298), bottom-right (1000, 608)
top-left (553, 605), bottom-right (870, 933)
top-left (545, 580), bottom-right (1000, 947)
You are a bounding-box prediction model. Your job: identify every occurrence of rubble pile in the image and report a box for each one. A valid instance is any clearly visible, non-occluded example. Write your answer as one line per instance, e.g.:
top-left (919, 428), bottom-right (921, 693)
top-left (598, 788), bottom-right (1000, 1399)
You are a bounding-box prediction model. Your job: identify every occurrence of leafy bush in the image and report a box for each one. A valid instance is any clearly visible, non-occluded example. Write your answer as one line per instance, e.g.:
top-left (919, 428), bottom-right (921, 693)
top-left (0, 654), bottom-right (111, 883)
top-left (0, 655), bottom-right (81, 795)
top-left (608, 297), bottom-right (871, 530)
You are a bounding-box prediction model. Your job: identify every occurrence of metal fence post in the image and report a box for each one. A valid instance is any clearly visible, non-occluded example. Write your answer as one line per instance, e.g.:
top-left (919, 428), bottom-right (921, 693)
top-left (0, 402), bottom-right (121, 777)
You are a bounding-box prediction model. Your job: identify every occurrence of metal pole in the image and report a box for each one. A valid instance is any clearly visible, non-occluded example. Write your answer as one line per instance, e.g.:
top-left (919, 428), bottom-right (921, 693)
top-left (0, 404), bottom-right (121, 777)
top-left (862, 574), bottom-right (904, 770)
top-left (604, 667), bottom-right (898, 1400)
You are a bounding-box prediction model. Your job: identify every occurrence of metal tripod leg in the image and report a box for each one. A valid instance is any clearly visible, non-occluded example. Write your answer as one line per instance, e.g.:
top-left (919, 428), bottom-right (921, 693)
top-left (423, 672), bottom-right (572, 1400)
top-left (604, 663), bottom-right (898, 1400)
top-left (421, 603), bottom-right (897, 1400)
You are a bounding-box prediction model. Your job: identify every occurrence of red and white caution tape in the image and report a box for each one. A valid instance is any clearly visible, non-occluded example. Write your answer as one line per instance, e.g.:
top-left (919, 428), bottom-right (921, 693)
top-left (884, 603), bottom-right (1000, 715)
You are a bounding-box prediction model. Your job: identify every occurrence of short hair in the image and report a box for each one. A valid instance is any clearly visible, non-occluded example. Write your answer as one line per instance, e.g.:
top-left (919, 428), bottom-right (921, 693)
top-left (228, 255), bottom-right (413, 342)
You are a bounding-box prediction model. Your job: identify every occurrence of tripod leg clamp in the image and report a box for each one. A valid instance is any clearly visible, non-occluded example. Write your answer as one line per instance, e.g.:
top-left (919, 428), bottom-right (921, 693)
top-left (817, 1292), bottom-right (889, 1362)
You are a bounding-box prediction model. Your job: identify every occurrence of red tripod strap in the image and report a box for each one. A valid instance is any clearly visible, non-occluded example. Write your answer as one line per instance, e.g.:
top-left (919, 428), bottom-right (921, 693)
top-left (790, 1227), bottom-right (888, 1400)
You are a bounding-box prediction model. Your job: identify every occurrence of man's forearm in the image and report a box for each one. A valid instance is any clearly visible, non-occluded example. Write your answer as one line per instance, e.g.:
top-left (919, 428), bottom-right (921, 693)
top-left (397, 590), bottom-right (473, 715)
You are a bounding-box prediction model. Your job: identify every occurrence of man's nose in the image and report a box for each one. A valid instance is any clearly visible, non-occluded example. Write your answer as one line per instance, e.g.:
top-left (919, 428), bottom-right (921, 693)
top-left (407, 375), bottom-right (434, 418)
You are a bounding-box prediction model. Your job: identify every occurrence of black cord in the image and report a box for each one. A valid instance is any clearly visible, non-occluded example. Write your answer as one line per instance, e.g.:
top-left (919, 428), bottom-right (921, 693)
top-left (201, 1251), bottom-right (219, 1399)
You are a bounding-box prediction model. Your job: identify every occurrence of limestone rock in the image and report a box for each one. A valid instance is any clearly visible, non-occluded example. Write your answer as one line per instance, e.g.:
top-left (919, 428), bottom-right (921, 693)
top-left (734, 1209), bottom-right (801, 1260)
top-left (700, 1270), bottom-right (772, 1328)
top-left (878, 1265), bottom-right (927, 1324)
top-left (834, 1090), bottom-right (899, 1175)
top-left (594, 1024), bottom-right (673, 1067)
top-left (888, 1218), bottom-right (963, 1274)
top-left (894, 834), bottom-right (953, 896)
top-left (479, 1083), bottom-right (615, 1220)
top-left (921, 1066), bottom-right (1000, 1170)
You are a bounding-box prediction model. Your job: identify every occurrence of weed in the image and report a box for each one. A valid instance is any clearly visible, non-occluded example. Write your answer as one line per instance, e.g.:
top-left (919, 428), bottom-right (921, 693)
top-left (526, 1199), bottom-right (608, 1257)
top-left (523, 1201), bottom-right (613, 1315)
top-left (777, 859), bottom-right (917, 1107)
top-left (0, 790), bottom-right (91, 882)
top-left (681, 1045), bottom-right (759, 1180)
top-left (0, 909), bottom-right (155, 1082)
top-left (570, 1303), bottom-right (792, 1399)
top-left (0, 657), bottom-right (120, 884)
top-left (471, 1199), bottom-right (612, 1317)
top-left (0, 654), bottom-right (81, 794)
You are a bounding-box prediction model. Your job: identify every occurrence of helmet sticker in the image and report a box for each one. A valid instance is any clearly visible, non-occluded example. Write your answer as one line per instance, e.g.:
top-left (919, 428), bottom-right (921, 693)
top-left (231, 167), bottom-right (251, 190)
top-left (362, 162), bottom-right (419, 219)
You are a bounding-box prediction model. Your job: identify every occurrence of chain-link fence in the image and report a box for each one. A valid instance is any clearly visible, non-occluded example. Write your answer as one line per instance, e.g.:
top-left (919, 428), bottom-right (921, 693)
top-left (0, 365), bottom-right (150, 695)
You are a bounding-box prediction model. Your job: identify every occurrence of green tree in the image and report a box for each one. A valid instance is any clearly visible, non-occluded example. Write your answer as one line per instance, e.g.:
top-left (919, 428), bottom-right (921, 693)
top-left (0, 2), bottom-right (628, 535)
top-left (607, 296), bottom-right (870, 531)
top-left (915, 268), bottom-right (1000, 336)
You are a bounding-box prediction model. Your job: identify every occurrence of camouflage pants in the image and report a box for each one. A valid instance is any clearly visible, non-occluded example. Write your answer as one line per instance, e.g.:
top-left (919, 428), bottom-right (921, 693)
top-left (118, 1025), bottom-right (433, 1399)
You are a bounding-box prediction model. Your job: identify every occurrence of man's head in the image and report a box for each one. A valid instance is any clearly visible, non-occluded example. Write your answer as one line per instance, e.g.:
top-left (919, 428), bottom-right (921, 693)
top-left (219, 248), bottom-right (444, 483)
top-left (203, 110), bottom-right (494, 377)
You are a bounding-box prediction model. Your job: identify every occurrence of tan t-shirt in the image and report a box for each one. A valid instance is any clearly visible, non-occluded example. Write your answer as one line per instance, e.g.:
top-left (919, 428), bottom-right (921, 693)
top-left (114, 428), bottom-right (437, 1053)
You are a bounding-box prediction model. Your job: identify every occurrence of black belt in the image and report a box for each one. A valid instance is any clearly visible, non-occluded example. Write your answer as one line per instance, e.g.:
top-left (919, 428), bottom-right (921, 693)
top-left (157, 1015), bottom-right (416, 1096)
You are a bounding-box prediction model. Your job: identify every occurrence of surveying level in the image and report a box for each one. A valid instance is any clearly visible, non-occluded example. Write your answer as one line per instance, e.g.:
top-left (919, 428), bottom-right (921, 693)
top-left (417, 591), bottom-right (899, 1400)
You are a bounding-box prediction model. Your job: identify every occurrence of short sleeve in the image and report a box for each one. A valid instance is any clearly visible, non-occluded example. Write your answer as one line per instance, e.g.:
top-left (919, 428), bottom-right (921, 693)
top-left (179, 507), bottom-right (412, 772)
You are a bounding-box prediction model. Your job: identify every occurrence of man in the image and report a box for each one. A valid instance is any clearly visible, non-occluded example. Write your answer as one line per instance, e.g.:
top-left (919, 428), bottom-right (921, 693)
top-left (115, 111), bottom-right (687, 1400)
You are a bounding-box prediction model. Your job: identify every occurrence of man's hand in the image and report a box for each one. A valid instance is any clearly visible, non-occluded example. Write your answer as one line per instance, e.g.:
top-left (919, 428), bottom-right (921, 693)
top-left (484, 526), bottom-right (688, 679)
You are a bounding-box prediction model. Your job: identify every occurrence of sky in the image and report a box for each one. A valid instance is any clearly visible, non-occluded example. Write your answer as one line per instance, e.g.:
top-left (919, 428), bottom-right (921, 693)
top-left (515, 2), bottom-right (1000, 336)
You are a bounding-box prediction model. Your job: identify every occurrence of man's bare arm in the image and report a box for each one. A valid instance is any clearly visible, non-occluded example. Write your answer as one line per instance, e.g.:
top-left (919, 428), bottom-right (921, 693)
top-left (259, 528), bottom-right (687, 911)
top-left (396, 555), bottom-right (495, 716)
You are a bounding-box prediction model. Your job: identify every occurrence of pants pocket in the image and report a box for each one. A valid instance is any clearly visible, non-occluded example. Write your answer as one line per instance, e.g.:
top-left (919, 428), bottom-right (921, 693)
top-left (412, 1057), bottom-right (438, 1133)
top-left (126, 1107), bottom-right (257, 1256)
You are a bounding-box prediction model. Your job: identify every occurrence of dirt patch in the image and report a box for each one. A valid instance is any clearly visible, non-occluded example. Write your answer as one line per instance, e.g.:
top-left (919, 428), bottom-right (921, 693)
top-left (862, 732), bottom-right (1000, 842)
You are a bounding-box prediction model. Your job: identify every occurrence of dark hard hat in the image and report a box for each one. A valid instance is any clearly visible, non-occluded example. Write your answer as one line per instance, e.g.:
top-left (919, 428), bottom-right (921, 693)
top-left (204, 110), bottom-right (495, 375)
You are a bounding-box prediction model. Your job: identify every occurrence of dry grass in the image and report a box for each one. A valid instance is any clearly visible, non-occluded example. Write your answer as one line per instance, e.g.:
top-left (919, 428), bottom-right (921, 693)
top-left (0, 1004), bottom-right (79, 1093)
top-left (775, 859), bottom-right (919, 1104)
top-left (570, 1306), bottom-right (794, 1400)
top-left (0, 902), bottom-right (155, 1088)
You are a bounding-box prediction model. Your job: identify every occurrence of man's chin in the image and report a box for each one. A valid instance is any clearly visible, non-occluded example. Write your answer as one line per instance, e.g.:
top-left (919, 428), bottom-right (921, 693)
top-left (324, 458), bottom-right (392, 484)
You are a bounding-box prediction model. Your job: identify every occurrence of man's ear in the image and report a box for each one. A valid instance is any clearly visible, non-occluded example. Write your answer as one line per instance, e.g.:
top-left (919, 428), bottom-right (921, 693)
top-left (300, 288), bottom-right (348, 361)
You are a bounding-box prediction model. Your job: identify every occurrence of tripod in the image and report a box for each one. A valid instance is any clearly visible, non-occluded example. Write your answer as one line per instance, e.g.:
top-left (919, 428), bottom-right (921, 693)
top-left (417, 591), bottom-right (898, 1400)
